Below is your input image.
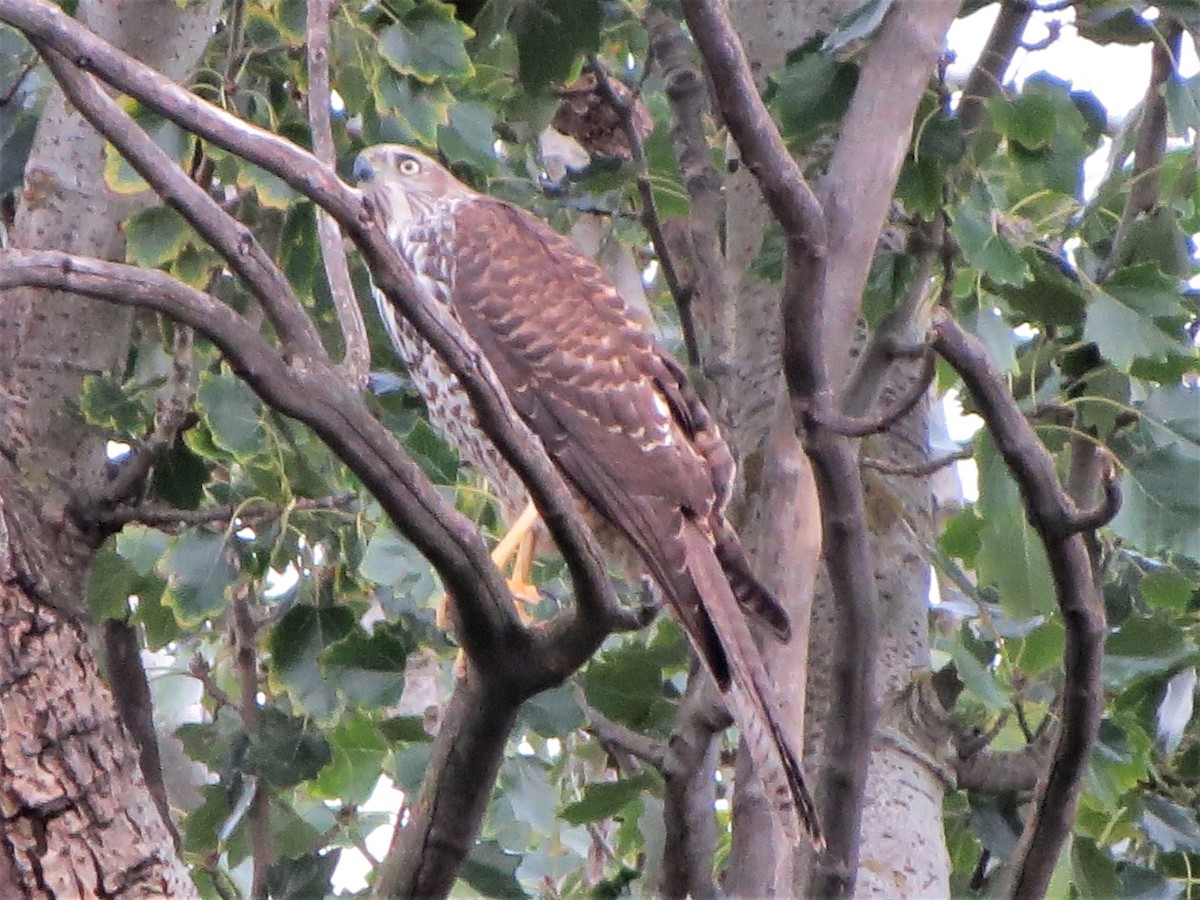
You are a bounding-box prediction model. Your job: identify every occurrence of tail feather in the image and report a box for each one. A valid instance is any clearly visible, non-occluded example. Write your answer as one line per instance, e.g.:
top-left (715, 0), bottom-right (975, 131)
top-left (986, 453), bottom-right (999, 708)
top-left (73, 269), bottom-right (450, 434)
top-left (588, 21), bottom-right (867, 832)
top-left (714, 519), bottom-right (791, 642)
top-left (676, 521), bottom-right (824, 849)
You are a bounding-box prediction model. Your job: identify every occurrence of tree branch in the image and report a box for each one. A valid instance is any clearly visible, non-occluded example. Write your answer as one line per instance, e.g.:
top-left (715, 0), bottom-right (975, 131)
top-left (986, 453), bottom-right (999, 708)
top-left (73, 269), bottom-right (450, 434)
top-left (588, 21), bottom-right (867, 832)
top-left (815, 347), bottom-right (935, 437)
top-left (231, 588), bottom-right (271, 899)
top-left (305, 0), bottom-right (369, 385)
top-left (587, 55), bottom-right (699, 366)
top-left (94, 493), bottom-right (357, 532)
top-left (1101, 19), bottom-right (1182, 280)
top-left (862, 446), bottom-right (972, 478)
top-left (958, 1), bottom-right (1033, 141)
top-left (682, 4), bottom-right (875, 888)
top-left (0, 0), bottom-right (626, 686)
top-left (931, 309), bottom-right (1107, 900)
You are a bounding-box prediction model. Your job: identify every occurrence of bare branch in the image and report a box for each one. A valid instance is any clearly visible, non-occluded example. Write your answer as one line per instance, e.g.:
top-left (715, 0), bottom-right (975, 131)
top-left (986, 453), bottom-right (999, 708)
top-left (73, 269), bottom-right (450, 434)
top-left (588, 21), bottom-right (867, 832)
top-left (931, 309), bottom-right (1106, 900)
top-left (816, 347), bottom-right (935, 437)
top-left (958, 1), bottom-right (1033, 141)
top-left (682, 3), bottom-right (875, 886)
top-left (585, 704), bottom-right (666, 772)
top-left (231, 588), bottom-right (272, 898)
top-left (1102, 20), bottom-right (1182, 280)
top-left (660, 672), bottom-right (729, 899)
top-left (306, 0), bottom-right (369, 386)
top-left (646, 11), bottom-right (736, 390)
top-left (862, 446), bottom-right (972, 478)
top-left (94, 493), bottom-right (357, 532)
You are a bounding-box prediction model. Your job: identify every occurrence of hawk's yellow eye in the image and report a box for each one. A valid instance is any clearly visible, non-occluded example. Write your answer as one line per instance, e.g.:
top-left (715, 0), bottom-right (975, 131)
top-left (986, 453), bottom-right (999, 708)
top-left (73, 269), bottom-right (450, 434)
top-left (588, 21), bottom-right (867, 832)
top-left (397, 157), bottom-right (421, 176)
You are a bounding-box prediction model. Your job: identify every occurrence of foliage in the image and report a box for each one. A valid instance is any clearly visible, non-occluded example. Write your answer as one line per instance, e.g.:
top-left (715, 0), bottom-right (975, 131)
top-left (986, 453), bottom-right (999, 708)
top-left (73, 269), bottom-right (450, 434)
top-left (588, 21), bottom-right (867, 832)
top-left (3, 0), bottom-right (1198, 896)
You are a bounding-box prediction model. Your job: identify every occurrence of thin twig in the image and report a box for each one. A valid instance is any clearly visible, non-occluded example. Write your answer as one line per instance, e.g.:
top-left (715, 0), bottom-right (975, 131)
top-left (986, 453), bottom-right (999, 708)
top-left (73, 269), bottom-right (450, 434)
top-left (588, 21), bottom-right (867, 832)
top-left (585, 703), bottom-right (665, 771)
top-left (306, 0), bottom-right (369, 386)
top-left (862, 446), bottom-right (972, 478)
top-left (231, 587), bottom-right (271, 898)
top-left (95, 493), bottom-right (357, 531)
top-left (0, 52), bottom-right (36, 106)
top-left (816, 348), bottom-right (936, 437)
top-left (587, 55), bottom-right (699, 366)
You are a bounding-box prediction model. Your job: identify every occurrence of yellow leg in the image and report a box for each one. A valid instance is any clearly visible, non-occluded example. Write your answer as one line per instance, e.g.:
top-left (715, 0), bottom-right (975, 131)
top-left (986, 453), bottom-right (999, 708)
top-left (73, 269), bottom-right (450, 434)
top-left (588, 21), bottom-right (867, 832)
top-left (492, 501), bottom-right (541, 607)
top-left (435, 500), bottom-right (542, 631)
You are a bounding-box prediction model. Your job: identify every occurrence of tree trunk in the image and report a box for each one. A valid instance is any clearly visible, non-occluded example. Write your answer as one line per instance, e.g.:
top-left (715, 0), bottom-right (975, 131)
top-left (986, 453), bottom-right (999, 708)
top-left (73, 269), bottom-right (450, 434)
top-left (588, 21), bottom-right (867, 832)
top-left (0, 1), bottom-right (218, 893)
top-left (0, 581), bottom-right (196, 898)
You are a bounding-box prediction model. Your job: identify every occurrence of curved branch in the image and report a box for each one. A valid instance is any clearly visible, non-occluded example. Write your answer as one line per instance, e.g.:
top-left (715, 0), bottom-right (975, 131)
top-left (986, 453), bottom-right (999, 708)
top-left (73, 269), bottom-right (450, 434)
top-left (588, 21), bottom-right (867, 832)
top-left (0, 0), bottom-right (623, 683)
top-left (931, 309), bottom-right (1105, 900)
top-left (815, 348), bottom-right (935, 437)
top-left (682, 5), bottom-right (876, 891)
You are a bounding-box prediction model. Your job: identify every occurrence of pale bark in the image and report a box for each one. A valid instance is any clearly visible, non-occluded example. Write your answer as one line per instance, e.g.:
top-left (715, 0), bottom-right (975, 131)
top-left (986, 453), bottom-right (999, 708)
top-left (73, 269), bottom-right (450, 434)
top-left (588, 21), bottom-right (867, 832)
top-left (0, 1), bottom-right (218, 893)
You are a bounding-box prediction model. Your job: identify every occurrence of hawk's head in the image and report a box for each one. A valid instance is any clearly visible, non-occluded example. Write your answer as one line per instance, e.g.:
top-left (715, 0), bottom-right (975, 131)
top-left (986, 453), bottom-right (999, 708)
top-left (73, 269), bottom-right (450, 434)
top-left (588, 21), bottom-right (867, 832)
top-left (352, 144), bottom-right (473, 239)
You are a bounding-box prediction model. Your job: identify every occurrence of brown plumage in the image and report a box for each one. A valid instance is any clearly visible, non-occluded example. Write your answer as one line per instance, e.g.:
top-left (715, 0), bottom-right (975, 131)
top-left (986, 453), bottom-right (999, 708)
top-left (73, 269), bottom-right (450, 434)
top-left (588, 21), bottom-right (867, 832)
top-left (353, 144), bottom-right (822, 847)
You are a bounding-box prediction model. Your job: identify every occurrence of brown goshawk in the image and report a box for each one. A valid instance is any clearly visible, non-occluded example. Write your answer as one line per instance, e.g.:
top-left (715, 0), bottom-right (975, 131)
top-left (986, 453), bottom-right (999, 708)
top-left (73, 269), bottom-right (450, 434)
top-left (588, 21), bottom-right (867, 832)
top-left (354, 144), bottom-right (821, 846)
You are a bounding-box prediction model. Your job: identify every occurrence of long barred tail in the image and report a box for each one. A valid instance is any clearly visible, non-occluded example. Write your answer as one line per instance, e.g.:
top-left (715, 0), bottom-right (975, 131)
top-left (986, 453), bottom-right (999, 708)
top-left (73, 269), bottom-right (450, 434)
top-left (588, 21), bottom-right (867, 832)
top-left (676, 522), bottom-right (824, 848)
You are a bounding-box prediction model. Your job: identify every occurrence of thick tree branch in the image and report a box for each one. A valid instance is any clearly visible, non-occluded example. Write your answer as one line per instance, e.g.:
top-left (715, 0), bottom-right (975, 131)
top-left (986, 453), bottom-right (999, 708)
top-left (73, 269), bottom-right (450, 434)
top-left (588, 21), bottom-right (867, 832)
top-left (306, 0), bottom-right (369, 385)
top-left (0, 0), bottom-right (626, 685)
top-left (817, 0), bottom-right (961, 386)
top-left (647, 11), bottom-right (735, 391)
top-left (682, 4), bottom-right (874, 889)
top-left (958, 1), bottom-right (1033, 141)
top-left (660, 673), bottom-right (729, 900)
top-left (1102, 20), bottom-right (1182, 280)
top-left (0, 250), bottom-right (530, 667)
top-left (931, 310), bottom-right (1108, 900)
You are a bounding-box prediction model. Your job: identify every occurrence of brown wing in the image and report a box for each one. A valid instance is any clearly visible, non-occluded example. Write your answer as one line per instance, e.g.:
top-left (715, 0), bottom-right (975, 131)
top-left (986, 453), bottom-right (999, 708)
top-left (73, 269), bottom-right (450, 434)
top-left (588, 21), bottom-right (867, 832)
top-left (444, 199), bottom-right (821, 846)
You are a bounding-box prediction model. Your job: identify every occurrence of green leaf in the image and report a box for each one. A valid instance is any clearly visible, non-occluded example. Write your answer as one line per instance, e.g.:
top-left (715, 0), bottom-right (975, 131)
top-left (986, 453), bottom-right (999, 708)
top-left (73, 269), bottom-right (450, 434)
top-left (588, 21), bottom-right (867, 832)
top-left (948, 639), bottom-right (1010, 710)
top-left (939, 508), bottom-right (983, 567)
top-left (322, 624), bottom-right (411, 709)
top-left (373, 72), bottom-right (452, 147)
top-left (1012, 620), bottom-right (1065, 677)
top-left (160, 531), bottom-right (237, 624)
top-left (1140, 794), bottom-right (1200, 853)
top-left (269, 605), bottom-right (357, 719)
top-left (266, 851), bottom-right (340, 900)
top-left (116, 525), bottom-right (168, 577)
top-left (198, 371), bottom-right (266, 458)
top-left (1083, 265), bottom-right (1190, 371)
top-left (988, 92), bottom-right (1057, 151)
top-left (520, 684), bottom-right (585, 737)
top-left (379, 2), bottom-right (474, 84)
top-left (1122, 208), bottom-right (1192, 278)
top-left (1103, 616), bottom-right (1197, 690)
top-left (1072, 837), bottom-right (1119, 900)
top-left (458, 839), bottom-right (527, 898)
top-left (583, 641), bottom-right (675, 736)
top-left (312, 715), bottom-right (388, 804)
top-left (439, 101), bottom-right (498, 173)
top-left (87, 544), bottom-right (137, 621)
top-left (1141, 570), bottom-right (1196, 612)
top-left (512, 0), bottom-right (600, 89)
top-left (768, 50), bottom-right (858, 150)
top-left (244, 709), bottom-right (332, 789)
top-left (360, 522), bottom-right (440, 605)
top-left (124, 206), bottom-right (194, 268)
top-left (561, 771), bottom-right (655, 825)
top-left (951, 188), bottom-right (1031, 287)
top-left (974, 435), bottom-right (1055, 619)
top-left (78, 374), bottom-right (149, 435)
top-left (149, 438), bottom-right (208, 509)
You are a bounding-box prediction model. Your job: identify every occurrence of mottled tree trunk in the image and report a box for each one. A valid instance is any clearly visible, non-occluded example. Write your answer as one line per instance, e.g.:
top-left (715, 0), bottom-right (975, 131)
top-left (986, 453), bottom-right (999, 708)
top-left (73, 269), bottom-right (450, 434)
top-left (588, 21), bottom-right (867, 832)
top-left (0, 582), bottom-right (196, 897)
top-left (0, 0), bottom-right (218, 893)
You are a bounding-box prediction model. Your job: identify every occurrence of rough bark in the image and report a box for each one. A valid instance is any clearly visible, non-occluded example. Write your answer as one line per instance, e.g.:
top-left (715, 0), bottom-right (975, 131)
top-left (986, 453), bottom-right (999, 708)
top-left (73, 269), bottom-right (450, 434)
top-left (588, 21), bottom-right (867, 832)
top-left (0, 582), bottom-right (197, 898)
top-left (0, 1), bottom-right (218, 894)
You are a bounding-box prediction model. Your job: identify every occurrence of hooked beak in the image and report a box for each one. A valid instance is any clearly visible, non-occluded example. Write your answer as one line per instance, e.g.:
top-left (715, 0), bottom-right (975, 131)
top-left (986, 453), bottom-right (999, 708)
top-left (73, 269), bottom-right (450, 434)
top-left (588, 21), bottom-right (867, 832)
top-left (352, 153), bottom-right (375, 184)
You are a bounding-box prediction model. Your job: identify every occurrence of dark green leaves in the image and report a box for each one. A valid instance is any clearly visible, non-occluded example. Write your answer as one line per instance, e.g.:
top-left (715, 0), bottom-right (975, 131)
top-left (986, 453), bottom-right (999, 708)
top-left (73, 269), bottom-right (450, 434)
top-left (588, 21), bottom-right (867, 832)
top-left (379, 1), bottom-right (474, 83)
top-left (511, 0), bottom-right (600, 89)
